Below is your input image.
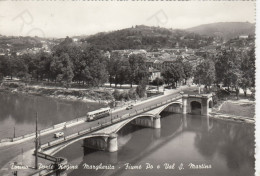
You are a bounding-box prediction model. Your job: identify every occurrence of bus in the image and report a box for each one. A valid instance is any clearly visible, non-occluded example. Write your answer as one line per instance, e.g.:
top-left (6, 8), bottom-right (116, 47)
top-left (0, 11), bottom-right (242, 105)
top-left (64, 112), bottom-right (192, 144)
top-left (86, 107), bottom-right (111, 122)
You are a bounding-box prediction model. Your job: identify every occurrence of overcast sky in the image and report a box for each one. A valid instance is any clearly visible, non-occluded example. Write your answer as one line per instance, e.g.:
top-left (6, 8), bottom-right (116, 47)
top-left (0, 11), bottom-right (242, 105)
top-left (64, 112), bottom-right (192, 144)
top-left (0, 1), bottom-right (255, 38)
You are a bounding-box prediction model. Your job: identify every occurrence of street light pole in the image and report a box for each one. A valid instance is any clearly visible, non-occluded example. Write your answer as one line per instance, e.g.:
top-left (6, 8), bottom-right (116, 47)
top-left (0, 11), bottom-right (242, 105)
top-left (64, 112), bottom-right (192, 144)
top-left (110, 111), bottom-right (112, 123)
top-left (199, 79), bottom-right (201, 94)
top-left (35, 112), bottom-right (38, 170)
top-left (13, 127), bottom-right (15, 138)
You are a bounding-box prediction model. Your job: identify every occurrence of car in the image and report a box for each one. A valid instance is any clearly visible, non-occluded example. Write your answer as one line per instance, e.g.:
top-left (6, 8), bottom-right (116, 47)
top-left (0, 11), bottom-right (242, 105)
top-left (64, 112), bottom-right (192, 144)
top-left (126, 104), bottom-right (134, 110)
top-left (54, 132), bottom-right (64, 138)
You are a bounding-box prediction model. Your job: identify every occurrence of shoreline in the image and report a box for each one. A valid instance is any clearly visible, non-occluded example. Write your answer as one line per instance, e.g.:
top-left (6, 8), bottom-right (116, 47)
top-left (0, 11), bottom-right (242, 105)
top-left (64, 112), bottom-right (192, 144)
top-left (0, 83), bottom-right (114, 104)
top-left (210, 96), bottom-right (255, 123)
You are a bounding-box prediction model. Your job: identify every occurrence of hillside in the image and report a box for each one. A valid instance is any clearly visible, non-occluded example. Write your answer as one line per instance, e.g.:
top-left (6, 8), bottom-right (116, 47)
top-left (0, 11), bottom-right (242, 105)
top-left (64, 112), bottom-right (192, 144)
top-left (0, 35), bottom-right (62, 54)
top-left (0, 36), bottom-right (43, 52)
top-left (81, 25), bottom-right (214, 51)
top-left (186, 22), bottom-right (255, 40)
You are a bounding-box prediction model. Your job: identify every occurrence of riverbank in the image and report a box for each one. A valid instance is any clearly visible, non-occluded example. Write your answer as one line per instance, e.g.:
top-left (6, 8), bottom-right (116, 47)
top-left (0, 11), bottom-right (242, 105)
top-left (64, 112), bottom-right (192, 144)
top-left (211, 94), bottom-right (255, 122)
top-left (0, 82), bottom-right (115, 104)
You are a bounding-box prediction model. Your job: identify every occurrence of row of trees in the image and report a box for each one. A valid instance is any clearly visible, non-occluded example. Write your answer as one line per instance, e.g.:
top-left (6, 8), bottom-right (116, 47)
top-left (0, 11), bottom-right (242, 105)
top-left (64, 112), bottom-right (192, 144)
top-left (159, 46), bottom-right (255, 99)
top-left (0, 47), bottom-right (108, 88)
top-left (162, 58), bottom-right (193, 88)
top-left (193, 47), bottom-right (255, 98)
top-left (0, 36), bottom-right (255, 99)
top-left (0, 37), bottom-right (150, 91)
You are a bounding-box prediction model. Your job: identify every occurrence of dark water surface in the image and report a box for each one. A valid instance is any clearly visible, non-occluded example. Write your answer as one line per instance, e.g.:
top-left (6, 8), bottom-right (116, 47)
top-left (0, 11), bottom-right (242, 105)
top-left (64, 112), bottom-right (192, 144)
top-left (55, 113), bottom-right (255, 176)
top-left (0, 92), bottom-right (254, 176)
top-left (0, 92), bottom-right (104, 138)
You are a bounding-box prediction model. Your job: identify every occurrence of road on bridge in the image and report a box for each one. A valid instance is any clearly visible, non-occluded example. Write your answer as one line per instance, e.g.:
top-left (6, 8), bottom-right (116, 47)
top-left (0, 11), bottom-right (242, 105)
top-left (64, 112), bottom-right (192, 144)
top-left (0, 86), bottom-right (197, 174)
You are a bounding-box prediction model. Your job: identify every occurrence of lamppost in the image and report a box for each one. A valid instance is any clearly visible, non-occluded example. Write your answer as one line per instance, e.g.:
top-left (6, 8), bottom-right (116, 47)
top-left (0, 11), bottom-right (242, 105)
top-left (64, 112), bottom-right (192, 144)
top-left (110, 111), bottom-right (113, 123)
top-left (13, 126), bottom-right (15, 138)
top-left (199, 79), bottom-right (201, 94)
top-left (35, 112), bottom-right (38, 170)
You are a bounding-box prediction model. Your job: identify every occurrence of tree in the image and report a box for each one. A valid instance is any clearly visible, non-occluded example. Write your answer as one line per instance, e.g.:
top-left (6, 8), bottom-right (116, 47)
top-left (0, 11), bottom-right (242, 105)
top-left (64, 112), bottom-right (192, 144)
top-left (151, 77), bottom-right (164, 90)
top-left (128, 54), bottom-right (149, 87)
top-left (214, 48), bottom-right (254, 99)
top-left (89, 60), bottom-right (108, 87)
top-left (239, 48), bottom-right (255, 96)
top-left (117, 65), bottom-right (130, 87)
top-left (82, 46), bottom-right (108, 87)
top-left (0, 55), bottom-right (16, 79)
top-left (136, 79), bottom-right (147, 98)
top-left (162, 62), bottom-right (185, 88)
top-left (182, 61), bottom-right (193, 84)
top-left (107, 52), bottom-right (124, 87)
top-left (193, 59), bottom-right (215, 92)
top-left (35, 51), bottom-right (53, 81)
top-left (128, 88), bottom-right (138, 99)
top-left (50, 53), bottom-right (74, 88)
top-left (112, 89), bottom-right (121, 100)
top-left (215, 49), bottom-right (240, 90)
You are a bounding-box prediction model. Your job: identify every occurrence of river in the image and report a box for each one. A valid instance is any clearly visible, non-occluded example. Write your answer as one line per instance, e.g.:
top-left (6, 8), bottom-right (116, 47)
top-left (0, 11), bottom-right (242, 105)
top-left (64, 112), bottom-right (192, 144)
top-left (54, 112), bottom-right (254, 176)
top-left (0, 92), bottom-right (254, 176)
top-left (0, 92), bottom-right (104, 139)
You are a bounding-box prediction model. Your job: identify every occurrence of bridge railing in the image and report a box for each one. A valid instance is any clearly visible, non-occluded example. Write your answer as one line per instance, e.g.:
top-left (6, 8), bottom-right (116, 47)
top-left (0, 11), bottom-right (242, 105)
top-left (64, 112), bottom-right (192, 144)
top-left (0, 115), bottom-right (88, 144)
top-left (40, 93), bottom-right (183, 150)
top-left (110, 92), bottom-right (164, 111)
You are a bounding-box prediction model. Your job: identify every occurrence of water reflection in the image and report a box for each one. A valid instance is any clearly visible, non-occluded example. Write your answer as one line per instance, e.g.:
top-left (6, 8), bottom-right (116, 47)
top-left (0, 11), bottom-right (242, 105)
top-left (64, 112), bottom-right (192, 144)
top-left (55, 112), bottom-right (254, 176)
top-left (0, 92), bottom-right (104, 138)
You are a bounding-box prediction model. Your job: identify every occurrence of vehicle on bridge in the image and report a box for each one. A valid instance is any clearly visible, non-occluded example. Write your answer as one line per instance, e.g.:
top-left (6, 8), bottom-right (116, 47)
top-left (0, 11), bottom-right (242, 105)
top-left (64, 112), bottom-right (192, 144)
top-left (86, 107), bottom-right (111, 121)
top-left (54, 132), bottom-right (64, 138)
top-left (126, 104), bottom-right (134, 110)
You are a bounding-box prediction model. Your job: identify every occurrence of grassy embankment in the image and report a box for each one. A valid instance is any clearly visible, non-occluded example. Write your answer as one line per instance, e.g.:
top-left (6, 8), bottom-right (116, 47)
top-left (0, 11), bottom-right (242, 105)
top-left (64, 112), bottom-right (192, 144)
top-left (212, 89), bottom-right (255, 118)
top-left (0, 81), bottom-right (114, 103)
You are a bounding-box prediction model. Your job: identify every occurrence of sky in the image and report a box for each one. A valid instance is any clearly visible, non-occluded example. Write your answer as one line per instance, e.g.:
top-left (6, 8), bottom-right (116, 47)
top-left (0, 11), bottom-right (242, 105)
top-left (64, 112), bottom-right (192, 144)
top-left (0, 0), bottom-right (256, 38)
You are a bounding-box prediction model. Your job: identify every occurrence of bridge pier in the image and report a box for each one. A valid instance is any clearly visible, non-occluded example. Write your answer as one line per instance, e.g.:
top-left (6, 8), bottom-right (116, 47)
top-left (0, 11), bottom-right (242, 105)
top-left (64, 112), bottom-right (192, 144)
top-left (201, 95), bottom-right (209, 116)
top-left (153, 115), bottom-right (161, 129)
top-left (107, 133), bottom-right (118, 152)
top-left (182, 94), bottom-right (188, 114)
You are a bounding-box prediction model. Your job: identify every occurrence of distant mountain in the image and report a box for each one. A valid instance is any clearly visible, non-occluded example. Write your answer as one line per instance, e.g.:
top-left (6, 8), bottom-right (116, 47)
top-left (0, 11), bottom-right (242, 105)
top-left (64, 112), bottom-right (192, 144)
top-left (186, 22), bottom-right (255, 40)
top-left (81, 25), bottom-right (213, 50)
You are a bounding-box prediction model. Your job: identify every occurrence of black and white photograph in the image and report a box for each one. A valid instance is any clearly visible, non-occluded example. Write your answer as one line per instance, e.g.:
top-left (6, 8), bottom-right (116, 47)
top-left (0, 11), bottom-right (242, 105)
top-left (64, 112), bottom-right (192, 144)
top-left (0, 0), bottom-right (257, 176)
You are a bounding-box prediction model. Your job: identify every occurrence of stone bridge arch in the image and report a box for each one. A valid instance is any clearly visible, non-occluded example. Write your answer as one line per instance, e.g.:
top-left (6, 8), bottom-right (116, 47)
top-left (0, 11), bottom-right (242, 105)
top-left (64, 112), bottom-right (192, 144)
top-left (190, 101), bottom-right (202, 114)
top-left (42, 133), bottom-right (110, 155)
top-left (157, 101), bottom-right (183, 115)
top-left (114, 114), bottom-right (160, 133)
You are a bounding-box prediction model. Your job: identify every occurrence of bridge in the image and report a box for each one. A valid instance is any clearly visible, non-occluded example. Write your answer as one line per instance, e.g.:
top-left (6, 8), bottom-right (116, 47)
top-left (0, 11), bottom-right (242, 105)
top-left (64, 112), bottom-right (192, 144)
top-left (0, 88), bottom-right (214, 176)
top-left (39, 93), bottom-right (213, 156)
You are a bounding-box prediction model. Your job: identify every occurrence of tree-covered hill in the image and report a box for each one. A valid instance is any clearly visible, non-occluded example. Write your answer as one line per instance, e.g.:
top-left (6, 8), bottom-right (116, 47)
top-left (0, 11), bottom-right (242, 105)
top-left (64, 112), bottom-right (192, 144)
top-left (0, 36), bottom-right (43, 51)
top-left (81, 25), bottom-right (214, 51)
top-left (186, 22), bottom-right (255, 40)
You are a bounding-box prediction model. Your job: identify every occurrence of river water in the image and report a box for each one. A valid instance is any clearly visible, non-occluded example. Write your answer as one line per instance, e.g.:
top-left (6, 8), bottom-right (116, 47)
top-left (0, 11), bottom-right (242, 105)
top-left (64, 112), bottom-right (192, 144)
top-left (0, 92), bottom-right (255, 176)
top-left (0, 92), bottom-right (104, 138)
top-left (55, 113), bottom-right (254, 176)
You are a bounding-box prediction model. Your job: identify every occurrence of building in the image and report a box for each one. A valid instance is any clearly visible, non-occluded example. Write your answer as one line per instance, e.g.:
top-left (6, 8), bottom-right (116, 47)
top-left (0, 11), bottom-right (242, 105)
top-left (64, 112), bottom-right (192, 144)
top-left (148, 68), bottom-right (161, 82)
